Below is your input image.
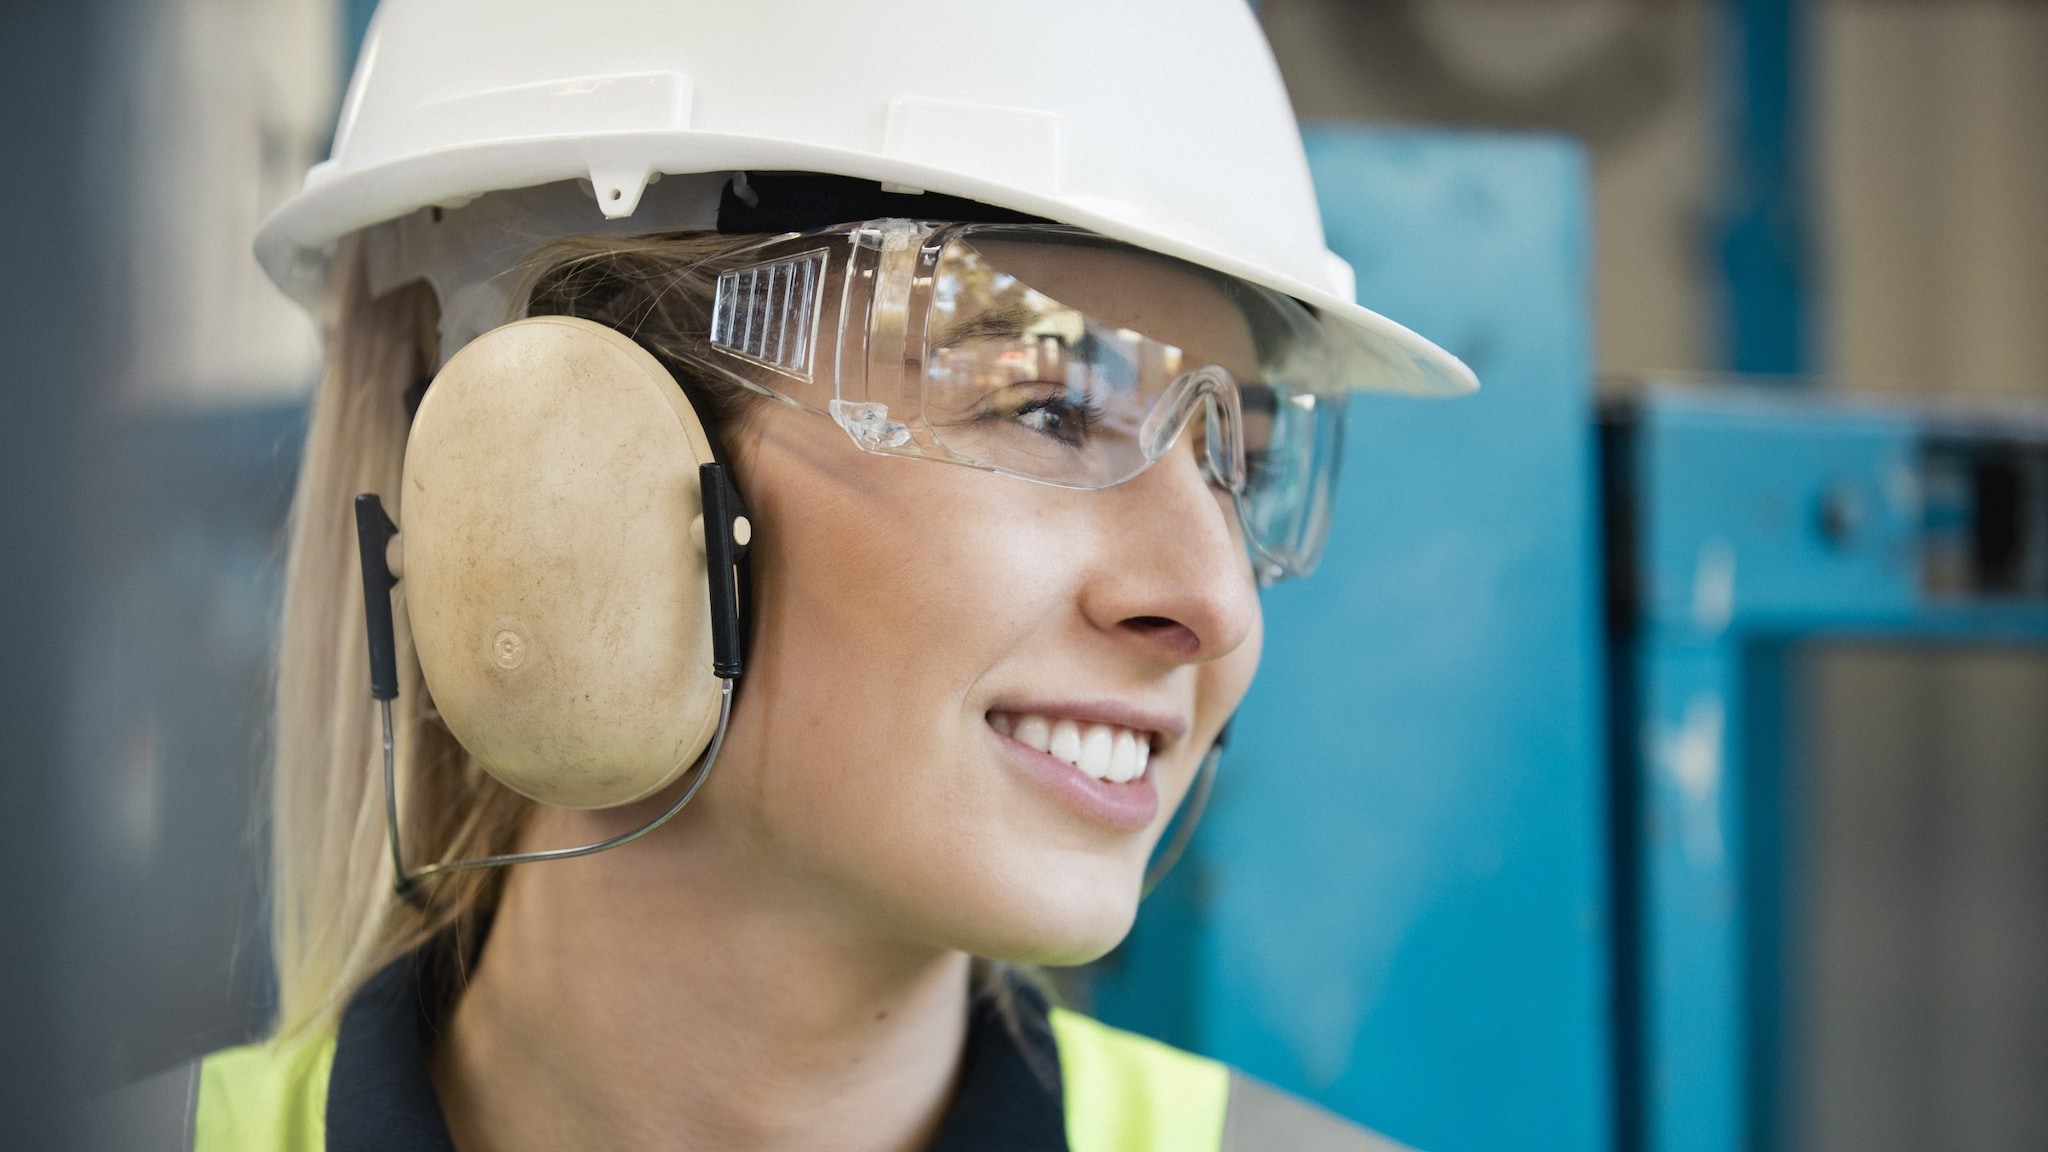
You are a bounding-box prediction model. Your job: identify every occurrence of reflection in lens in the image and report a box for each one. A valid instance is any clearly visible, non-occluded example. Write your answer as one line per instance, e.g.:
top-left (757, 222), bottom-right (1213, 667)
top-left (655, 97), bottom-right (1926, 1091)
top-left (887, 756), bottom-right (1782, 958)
top-left (915, 229), bottom-right (1349, 577)
top-left (925, 240), bottom-right (1161, 486)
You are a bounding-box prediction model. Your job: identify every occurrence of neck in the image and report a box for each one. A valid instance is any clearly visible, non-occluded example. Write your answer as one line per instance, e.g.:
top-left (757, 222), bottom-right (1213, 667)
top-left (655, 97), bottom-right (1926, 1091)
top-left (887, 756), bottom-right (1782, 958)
top-left (433, 801), bottom-right (971, 1152)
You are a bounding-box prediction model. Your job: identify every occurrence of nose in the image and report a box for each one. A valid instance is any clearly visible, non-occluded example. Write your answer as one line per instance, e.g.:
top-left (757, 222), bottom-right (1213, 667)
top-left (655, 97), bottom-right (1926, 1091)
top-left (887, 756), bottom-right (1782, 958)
top-left (1078, 430), bottom-right (1258, 665)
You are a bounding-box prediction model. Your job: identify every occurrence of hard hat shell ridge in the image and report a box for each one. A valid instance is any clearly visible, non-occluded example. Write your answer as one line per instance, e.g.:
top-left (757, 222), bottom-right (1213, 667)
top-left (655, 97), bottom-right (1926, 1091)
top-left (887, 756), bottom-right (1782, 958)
top-left (255, 0), bottom-right (1476, 396)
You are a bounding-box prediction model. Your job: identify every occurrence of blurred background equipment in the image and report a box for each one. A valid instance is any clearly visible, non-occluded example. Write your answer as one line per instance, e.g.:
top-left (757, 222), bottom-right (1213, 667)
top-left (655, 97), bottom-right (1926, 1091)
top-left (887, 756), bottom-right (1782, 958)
top-left (0, 1), bottom-right (334, 1146)
top-left (1603, 385), bottom-right (2048, 1152)
top-left (3, 1), bottom-right (2044, 1150)
top-left (1092, 128), bottom-right (1613, 1152)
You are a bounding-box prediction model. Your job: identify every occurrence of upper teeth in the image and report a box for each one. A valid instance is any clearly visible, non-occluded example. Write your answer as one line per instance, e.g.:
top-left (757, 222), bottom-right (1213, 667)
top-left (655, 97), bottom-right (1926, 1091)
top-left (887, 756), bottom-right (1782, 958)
top-left (993, 712), bottom-right (1151, 784)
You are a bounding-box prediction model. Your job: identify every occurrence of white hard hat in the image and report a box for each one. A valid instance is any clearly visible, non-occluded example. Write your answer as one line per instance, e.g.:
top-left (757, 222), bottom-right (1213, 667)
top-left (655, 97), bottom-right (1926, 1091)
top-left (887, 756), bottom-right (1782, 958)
top-left (255, 0), bottom-right (1476, 396)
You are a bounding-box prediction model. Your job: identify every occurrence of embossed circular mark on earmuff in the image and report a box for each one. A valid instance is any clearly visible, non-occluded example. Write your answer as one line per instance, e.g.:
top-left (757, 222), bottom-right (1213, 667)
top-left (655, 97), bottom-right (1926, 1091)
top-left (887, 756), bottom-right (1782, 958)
top-left (492, 629), bottom-right (527, 670)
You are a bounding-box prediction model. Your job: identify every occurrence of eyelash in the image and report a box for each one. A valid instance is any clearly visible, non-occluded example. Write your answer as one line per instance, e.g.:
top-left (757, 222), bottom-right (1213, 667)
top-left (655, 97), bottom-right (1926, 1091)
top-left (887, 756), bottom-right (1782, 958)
top-left (983, 384), bottom-right (1106, 448)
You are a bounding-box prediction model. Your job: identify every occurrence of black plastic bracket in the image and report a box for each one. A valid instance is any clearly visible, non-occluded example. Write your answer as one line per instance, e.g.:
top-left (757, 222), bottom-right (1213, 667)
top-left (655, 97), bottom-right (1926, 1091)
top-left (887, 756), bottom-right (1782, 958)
top-left (699, 463), bottom-right (750, 680)
top-left (352, 493), bottom-right (401, 702)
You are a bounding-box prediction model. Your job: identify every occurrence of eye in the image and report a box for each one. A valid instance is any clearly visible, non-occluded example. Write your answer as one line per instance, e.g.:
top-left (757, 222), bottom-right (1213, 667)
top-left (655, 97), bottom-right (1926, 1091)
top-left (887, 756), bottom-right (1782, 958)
top-left (982, 382), bottom-right (1105, 448)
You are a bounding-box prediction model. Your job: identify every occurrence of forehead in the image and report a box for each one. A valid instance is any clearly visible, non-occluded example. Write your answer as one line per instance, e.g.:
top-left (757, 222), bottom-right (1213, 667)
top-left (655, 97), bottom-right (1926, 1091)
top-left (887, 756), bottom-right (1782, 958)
top-left (959, 237), bottom-right (1261, 377)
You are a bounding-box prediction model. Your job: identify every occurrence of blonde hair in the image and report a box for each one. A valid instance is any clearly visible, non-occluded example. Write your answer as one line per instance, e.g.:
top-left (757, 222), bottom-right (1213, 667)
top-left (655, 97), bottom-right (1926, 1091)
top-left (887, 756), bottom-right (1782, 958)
top-left (268, 230), bottom-right (776, 1036)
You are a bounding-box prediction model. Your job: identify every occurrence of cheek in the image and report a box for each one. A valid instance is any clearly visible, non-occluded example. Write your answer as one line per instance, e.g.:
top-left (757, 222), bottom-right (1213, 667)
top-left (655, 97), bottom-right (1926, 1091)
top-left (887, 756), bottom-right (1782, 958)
top-left (717, 425), bottom-right (1072, 893)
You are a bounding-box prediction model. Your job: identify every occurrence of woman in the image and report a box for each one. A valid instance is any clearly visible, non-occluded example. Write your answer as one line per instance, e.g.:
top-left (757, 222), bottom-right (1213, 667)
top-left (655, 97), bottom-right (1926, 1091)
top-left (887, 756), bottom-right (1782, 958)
top-left (113, 1), bottom-right (1473, 1149)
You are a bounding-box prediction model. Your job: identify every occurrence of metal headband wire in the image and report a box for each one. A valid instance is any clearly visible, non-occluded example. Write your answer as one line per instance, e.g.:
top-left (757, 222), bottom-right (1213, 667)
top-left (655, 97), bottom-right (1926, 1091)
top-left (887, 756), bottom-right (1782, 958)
top-left (383, 679), bottom-right (736, 903)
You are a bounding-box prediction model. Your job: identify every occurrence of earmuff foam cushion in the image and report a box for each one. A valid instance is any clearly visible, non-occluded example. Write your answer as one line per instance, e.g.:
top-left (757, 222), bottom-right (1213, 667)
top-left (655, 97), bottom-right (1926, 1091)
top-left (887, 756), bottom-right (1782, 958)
top-left (400, 317), bottom-right (726, 809)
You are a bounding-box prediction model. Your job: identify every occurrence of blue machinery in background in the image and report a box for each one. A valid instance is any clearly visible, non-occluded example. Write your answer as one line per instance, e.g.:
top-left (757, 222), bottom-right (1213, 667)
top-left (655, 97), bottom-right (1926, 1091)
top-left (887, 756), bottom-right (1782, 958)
top-left (1089, 129), bottom-right (2048, 1152)
top-left (1611, 389), bottom-right (2048, 1152)
top-left (1094, 128), bottom-right (1610, 1152)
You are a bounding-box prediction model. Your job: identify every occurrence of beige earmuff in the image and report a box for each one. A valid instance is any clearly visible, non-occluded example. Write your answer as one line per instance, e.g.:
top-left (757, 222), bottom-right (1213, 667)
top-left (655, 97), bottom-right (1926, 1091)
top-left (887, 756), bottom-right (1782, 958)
top-left (392, 316), bottom-right (745, 810)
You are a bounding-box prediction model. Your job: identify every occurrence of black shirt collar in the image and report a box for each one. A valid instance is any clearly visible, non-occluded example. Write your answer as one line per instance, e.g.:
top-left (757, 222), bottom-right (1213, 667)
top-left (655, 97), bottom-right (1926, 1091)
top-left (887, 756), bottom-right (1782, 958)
top-left (326, 942), bottom-right (1069, 1152)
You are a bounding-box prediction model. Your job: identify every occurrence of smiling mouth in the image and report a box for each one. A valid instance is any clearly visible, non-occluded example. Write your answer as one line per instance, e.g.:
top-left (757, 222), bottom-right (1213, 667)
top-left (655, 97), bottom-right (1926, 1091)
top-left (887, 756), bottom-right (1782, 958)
top-left (989, 712), bottom-right (1154, 784)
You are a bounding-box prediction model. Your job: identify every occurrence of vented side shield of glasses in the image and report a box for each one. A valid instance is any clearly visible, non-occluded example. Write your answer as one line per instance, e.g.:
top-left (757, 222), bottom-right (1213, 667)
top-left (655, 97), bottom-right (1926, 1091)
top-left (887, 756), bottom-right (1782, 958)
top-left (711, 247), bottom-right (829, 379)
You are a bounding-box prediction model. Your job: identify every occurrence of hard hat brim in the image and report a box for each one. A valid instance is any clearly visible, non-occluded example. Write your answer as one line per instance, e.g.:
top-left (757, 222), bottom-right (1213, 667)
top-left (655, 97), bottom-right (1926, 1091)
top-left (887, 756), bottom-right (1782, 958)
top-left (255, 135), bottom-right (1478, 397)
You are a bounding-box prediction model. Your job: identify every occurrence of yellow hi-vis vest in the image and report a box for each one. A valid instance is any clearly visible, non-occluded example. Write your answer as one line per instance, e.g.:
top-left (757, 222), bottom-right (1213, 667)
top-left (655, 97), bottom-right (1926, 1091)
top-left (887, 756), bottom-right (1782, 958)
top-left (96, 1008), bottom-right (1409, 1151)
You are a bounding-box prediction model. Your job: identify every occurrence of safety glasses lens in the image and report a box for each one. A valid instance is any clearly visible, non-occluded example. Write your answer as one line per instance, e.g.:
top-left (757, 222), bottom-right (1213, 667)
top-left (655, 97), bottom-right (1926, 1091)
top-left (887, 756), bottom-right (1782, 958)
top-left (1236, 388), bottom-right (1345, 578)
top-left (702, 223), bottom-right (1351, 580)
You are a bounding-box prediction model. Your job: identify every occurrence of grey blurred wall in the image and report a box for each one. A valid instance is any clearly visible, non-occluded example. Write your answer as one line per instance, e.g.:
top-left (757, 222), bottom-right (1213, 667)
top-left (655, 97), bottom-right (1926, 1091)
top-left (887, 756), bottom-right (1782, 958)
top-left (2, 4), bottom-right (105, 1146)
top-left (1822, 3), bottom-right (2048, 402)
top-left (1809, 9), bottom-right (2048, 1151)
top-left (20, 0), bottom-right (339, 1134)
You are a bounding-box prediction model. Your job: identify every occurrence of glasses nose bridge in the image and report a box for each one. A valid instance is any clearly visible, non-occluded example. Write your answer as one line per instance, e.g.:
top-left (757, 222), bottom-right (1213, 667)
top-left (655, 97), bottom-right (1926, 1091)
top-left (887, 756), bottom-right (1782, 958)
top-left (1138, 365), bottom-right (1245, 489)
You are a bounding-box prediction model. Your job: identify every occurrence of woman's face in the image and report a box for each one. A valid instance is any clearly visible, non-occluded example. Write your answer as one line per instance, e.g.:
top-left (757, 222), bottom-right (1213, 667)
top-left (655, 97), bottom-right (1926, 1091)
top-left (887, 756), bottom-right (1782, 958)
top-left (705, 246), bottom-right (1264, 965)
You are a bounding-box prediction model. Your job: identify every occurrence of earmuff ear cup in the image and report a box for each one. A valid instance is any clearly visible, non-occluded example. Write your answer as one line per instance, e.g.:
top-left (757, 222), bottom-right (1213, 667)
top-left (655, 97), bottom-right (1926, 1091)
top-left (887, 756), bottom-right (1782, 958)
top-left (400, 317), bottom-right (725, 809)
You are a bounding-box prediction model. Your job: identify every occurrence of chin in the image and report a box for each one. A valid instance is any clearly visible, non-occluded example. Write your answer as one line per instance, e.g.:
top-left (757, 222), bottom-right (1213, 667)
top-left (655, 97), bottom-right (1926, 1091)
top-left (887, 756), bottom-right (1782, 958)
top-left (929, 851), bottom-right (1147, 968)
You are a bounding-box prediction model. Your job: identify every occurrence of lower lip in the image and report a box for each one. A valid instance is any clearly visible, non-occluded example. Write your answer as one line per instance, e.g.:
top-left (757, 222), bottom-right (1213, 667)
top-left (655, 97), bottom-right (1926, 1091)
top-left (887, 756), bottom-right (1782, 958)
top-left (990, 722), bottom-right (1159, 831)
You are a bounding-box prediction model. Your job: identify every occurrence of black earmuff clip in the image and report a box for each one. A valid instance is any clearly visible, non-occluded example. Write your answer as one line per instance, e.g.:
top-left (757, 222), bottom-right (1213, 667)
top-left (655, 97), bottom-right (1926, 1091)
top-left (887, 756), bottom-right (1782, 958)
top-left (698, 462), bottom-right (749, 680)
top-left (353, 494), bottom-right (401, 702)
top-left (351, 492), bottom-right (420, 905)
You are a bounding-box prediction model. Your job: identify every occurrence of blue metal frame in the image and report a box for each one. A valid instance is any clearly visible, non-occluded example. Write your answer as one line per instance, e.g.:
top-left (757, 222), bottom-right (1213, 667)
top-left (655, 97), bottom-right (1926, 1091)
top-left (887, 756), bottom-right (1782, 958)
top-left (1616, 383), bottom-right (2048, 1152)
top-left (1719, 0), bottom-right (1811, 375)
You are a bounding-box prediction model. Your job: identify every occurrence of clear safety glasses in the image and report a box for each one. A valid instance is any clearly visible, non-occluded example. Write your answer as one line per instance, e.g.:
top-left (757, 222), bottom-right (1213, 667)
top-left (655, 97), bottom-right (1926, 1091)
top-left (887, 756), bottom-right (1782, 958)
top-left (681, 218), bottom-right (1364, 581)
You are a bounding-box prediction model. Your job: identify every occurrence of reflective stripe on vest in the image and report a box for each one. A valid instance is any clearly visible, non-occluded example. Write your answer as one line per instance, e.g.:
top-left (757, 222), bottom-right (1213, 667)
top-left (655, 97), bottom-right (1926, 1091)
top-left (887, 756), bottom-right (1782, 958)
top-left (194, 1031), bottom-right (334, 1151)
top-left (1049, 1007), bottom-right (1230, 1152)
top-left (1049, 1009), bottom-right (1409, 1152)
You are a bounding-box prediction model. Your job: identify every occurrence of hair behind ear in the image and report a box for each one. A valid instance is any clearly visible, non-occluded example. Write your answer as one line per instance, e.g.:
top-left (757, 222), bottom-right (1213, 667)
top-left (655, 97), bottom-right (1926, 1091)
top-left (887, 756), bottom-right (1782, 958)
top-left (269, 239), bottom-right (525, 1039)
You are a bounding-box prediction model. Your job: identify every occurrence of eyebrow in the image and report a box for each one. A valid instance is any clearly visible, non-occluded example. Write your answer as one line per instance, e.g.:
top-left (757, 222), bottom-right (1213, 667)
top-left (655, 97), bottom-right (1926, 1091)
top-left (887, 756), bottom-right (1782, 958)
top-left (930, 305), bottom-right (1041, 351)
